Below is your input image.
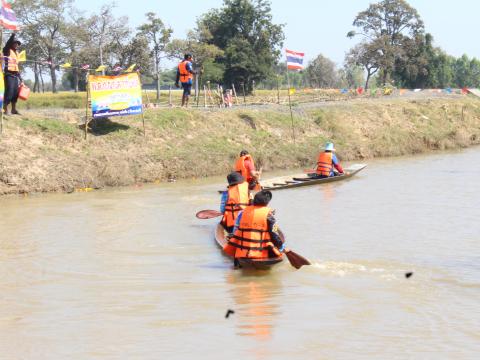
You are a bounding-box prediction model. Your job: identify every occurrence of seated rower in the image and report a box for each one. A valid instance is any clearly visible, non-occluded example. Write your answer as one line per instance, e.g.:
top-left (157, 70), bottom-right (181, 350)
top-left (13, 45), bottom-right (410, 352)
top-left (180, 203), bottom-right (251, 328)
top-left (223, 190), bottom-right (284, 265)
top-left (234, 150), bottom-right (261, 191)
top-left (220, 172), bottom-right (250, 233)
top-left (315, 142), bottom-right (344, 178)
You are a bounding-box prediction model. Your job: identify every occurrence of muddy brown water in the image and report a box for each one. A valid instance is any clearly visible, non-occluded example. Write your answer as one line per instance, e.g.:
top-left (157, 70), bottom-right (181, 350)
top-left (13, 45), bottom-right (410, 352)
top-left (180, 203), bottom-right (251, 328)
top-left (1, 148), bottom-right (479, 359)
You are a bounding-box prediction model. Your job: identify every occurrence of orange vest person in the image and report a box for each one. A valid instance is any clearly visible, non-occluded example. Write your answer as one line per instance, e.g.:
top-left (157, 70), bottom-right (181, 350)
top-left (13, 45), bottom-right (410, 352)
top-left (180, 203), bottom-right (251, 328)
top-left (2, 33), bottom-right (23, 115)
top-left (220, 172), bottom-right (250, 233)
top-left (224, 190), bottom-right (284, 266)
top-left (316, 142), bottom-right (344, 178)
top-left (175, 53), bottom-right (194, 107)
top-left (235, 150), bottom-right (261, 191)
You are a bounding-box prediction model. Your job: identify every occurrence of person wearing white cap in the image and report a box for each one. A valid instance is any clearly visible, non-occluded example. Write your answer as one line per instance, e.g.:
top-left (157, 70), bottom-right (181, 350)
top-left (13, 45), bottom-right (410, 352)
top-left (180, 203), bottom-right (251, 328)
top-left (315, 142), bottom-right (344, 178)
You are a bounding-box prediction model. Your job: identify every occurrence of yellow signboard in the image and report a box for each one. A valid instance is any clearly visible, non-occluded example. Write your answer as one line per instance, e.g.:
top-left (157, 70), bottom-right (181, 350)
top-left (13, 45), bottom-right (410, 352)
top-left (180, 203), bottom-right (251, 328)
top-left (89, 73), bottom-right (143, 118)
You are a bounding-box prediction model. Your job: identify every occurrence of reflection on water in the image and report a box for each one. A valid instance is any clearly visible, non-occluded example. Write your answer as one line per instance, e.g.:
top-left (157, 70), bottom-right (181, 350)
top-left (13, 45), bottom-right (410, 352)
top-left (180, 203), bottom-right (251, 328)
top-left (1, 148), bottom-right (480, 359)
top-left (226, 271), bottom-right (282, 340)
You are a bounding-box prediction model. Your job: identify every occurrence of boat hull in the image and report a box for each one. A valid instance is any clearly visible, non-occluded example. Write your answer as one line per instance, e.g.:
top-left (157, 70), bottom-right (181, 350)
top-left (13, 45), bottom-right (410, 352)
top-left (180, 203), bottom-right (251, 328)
top-left (214, 223), bottom-right (283, 270)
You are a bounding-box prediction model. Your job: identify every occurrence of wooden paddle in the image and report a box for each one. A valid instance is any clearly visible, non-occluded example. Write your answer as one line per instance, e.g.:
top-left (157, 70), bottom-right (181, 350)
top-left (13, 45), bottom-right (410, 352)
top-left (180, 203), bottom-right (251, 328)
top-left (284, 249), bottom-right (311, 269)
top-left (278, 230), bottom-right (311, 269)
top-left (196, 209), bottom-right (222, 219)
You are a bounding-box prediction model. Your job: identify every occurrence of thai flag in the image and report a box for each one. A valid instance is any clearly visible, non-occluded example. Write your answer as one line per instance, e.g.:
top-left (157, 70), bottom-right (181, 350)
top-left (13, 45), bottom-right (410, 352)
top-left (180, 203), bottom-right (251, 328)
top-left (0, 0), bottom-right (20, 30)
top-left (81, 64), bottom-right (90, 70)
top-left (286, 49), bottom-right (304, 70)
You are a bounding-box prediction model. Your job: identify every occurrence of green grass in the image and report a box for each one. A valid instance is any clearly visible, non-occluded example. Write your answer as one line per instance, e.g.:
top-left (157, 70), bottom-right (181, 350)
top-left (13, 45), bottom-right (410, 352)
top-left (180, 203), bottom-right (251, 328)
top-left (18, 118), bottom-right (78, 135)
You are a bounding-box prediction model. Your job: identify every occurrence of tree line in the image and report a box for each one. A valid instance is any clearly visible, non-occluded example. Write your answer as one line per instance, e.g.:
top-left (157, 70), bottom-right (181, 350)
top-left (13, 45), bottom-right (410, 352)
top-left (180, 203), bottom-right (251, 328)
top-left (11, 0), bottom-right (480, 95)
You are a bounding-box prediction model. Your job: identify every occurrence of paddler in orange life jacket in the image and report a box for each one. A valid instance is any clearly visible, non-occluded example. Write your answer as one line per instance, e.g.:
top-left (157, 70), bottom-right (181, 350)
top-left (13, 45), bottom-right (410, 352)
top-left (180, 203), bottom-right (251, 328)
top-left (175, 53), bottom-right (195, 107)
top-left (315, 142), bottom-right (345, 178)
top-left (235, 150), bottom-right (261, 191)
top-left (220, 172), bottom-right (251, 233)
top-left (2, 33), bottom-right (23, 115)
top-left (223, 190), bottom-right (285, 266)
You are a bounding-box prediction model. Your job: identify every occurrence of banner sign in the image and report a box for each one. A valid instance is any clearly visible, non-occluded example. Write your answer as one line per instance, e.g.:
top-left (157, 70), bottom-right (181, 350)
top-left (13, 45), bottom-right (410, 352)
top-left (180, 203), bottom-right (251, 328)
top-left (89, 73), bottom-right (143, 118)
top-left (0, 71), bottom-right (4, 109)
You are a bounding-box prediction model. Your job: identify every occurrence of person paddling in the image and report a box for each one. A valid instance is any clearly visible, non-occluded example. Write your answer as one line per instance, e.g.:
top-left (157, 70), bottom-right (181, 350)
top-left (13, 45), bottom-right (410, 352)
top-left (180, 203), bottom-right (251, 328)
top-left (220, 172), bottom-right (250, 233)
top-left (315, 142), bottom-right (344, 178)
top-left (223, 190), bottom-right (284, 267)
top-left (235, 150), bottom-right (261, 191)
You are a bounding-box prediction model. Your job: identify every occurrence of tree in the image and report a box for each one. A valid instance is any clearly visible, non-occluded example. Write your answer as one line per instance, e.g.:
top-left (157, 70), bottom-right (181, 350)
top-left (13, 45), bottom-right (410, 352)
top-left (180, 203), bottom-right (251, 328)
top-left (338, 64), bottom-right (365, 88)
top-left (345, 41), bottom-right (382, 89)
top-left (15, 0), bottom-right (74, 93)
top-left (306, 54), bottom-right (339, 88)
top-left (347, 0), bottom-right (424, 85)
top-left (198, 0), bottom-right (284, 93)
top-left (138, 12), bottom-right (173, 100)
top-left (167, 28), bottom-right (224, 90)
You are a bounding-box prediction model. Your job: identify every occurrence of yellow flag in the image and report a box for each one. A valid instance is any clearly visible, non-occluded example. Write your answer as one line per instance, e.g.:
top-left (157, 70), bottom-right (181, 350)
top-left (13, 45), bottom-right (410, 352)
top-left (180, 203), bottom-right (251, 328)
top-left (17, 50), bottom-right (26, 62)
top-left (60, 62), bottom-right (72, 68)
top-left (124, 64), bottom-right (136, 72)
top-left (95, 65), bottom-right (107, 72)
top-left (289, 87), bottom-right (296, 95)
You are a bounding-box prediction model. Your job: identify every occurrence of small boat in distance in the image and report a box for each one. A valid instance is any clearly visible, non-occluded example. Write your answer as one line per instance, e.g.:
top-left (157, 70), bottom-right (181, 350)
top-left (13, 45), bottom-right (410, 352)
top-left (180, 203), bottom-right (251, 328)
top-left (214, 223), bottom-right (283, 270)
top-left (261, 163), bottom-right (366, 191)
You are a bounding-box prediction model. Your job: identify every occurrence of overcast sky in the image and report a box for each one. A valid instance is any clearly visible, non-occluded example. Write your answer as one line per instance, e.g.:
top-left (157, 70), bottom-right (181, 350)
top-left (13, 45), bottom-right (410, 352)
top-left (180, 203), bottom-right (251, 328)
top-left (75, 0), bottom-right (480, 67)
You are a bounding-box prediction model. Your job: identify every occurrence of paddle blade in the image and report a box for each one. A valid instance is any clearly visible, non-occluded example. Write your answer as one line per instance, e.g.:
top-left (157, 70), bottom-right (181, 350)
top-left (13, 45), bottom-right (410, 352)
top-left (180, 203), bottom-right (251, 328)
top-left (196, 209), bottom-right (223, 219)
top-left (285, 250), bottom-right (311, 269)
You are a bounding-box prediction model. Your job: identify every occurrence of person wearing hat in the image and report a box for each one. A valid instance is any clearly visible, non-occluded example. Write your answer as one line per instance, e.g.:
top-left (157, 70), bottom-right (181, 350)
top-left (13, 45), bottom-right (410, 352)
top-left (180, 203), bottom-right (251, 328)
top-left (315, 142), bottom-right (344, 178)
top-left (220, 171), bottom-right (251, 233)
top-left (175, 53), bottom-right (195, 107)
top-left (2, 33), bottom-right (23, 115)
top-left (234, 150), bottom-right (261, 191)
top-left (223, 190), bottom-right (284, 264)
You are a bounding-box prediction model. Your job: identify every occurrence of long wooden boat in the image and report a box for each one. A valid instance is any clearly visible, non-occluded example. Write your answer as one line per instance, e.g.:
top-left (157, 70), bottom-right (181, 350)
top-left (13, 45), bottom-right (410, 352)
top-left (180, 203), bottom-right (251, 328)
top-left (260, 163), bottom-right (367, 191)
top-left (214, 223), bottom-right (283, 270)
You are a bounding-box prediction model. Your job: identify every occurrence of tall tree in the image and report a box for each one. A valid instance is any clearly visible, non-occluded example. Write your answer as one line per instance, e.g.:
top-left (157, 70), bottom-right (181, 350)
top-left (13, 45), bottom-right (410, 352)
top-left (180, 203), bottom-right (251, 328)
top-left (345, 41), bottom-right (382, 89)
top-left (15, 0), bottom-right (74, 93)
top-left (306, 54), bottom-right (339, 88)
top-left (347, 0), bottom-right (424, 85)
top-left (198, 0), bottom-right (284, 92)
top-left (138, 12), bottom-right (173, 100)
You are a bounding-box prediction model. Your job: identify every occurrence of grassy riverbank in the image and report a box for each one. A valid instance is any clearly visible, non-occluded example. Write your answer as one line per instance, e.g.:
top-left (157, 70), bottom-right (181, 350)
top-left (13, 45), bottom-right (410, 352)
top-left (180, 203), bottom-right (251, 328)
top-left (1, 96), bottom-right (480, 195)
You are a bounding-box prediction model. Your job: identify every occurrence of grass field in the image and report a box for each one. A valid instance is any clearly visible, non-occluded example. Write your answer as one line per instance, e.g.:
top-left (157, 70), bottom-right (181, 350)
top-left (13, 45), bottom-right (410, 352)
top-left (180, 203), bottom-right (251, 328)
top-left (14, 88), bottom-right (364, 110)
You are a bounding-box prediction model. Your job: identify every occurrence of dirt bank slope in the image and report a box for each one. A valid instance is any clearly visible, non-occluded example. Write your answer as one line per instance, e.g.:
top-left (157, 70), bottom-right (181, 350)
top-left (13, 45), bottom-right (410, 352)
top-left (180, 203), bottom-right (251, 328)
top-left (1, 97), bottom-right (480, 195)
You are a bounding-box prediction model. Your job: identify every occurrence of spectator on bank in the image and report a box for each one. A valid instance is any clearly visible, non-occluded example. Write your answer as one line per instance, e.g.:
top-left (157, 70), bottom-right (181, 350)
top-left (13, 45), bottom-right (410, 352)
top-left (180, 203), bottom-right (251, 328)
top-left (3, 33), bottom-right (23, 115)
top-left (175, 54), bottom-right (195, 107)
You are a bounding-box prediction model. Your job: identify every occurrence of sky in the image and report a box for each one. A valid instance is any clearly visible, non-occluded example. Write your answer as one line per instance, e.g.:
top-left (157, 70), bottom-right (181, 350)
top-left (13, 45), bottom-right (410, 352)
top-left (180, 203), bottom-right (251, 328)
top-left (74, 0), bottom-right (480, 67)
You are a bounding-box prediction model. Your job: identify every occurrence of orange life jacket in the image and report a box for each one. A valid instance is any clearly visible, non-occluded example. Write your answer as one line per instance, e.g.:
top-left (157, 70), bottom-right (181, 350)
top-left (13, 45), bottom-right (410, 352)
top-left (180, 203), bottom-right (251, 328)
top-left (6, 49), bottom-right (19, 72)
top-left (316, 152), bottom-right (333, 176)
top-left (178, 60), bottom-right (193, 83)
top-left (223, 206), bottom-right (282, 259)
top-left (235, 155), bottom-right (255, 182)
top-left (221, 181), bottom-right (250, 229)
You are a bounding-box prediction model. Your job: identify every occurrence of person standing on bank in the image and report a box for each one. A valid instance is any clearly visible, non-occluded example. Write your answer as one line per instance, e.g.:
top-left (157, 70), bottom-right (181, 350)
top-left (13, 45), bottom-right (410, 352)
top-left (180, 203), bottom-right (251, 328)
top-left (175, 54), bottom-right (195, 107)
top-left (2, 33), bottom-right (23, 115)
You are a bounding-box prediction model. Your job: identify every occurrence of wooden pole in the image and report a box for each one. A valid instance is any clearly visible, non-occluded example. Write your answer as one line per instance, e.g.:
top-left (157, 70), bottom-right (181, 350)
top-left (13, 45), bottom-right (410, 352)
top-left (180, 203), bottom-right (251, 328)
top-left (242, 82), bottom-right (246, 105)
top-left (286, 66), bottom-right (296, 144)
top-left (220, 85), bottom-right (226, 107)
top-left (84, 74), bottom-right (90, 140)
top-left (196, 75), bottom-right (202, 108)
top-left (276, 75), bottom-right (280, 104)
top-left (168, 85), bottom-right (172, 107)
top-left (203, 85), bottom-right (207, 107)
top-left (232, 83), bottom-right (238, 105)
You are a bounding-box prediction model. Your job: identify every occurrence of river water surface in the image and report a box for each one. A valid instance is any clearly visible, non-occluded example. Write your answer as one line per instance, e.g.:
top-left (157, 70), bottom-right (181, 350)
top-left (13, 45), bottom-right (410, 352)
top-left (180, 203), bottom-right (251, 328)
top-left (1, 148), bottom-right (479, 359)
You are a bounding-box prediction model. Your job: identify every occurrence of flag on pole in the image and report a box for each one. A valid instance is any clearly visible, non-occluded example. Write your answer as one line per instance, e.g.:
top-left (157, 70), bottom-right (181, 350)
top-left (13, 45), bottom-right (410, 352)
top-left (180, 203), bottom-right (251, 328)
top-left (0, 0), bottom-right (20, 30)
top-left (81, 64), bottom-right (90, 70)
top-left (60, 62), bottom-right (72, 69)
top-left (286, 49), bottom-right (305, 70)
top-left (95, 65), bottom-right (107, 72)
